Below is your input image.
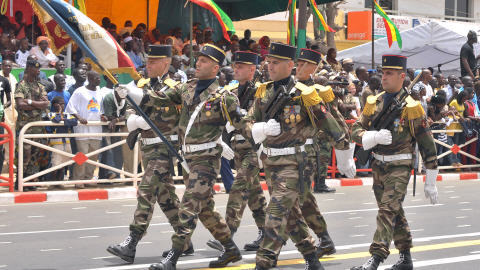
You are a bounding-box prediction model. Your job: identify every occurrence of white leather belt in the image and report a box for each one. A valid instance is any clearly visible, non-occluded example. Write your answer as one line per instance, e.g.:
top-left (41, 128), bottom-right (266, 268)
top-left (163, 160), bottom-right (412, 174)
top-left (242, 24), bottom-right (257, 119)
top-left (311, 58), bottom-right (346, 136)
top-left (304, 138), bottom-right (313, 145)
top-left (234, 134), bottom-right (246, 141)
top-left (373, 153), bottom-right (412, 162)
top-left (182, 141), bottom-right (217, 153)
top-left (263, 145), bottom-right (306, 157)
top-left (142, 135), bottom-right (178, 145)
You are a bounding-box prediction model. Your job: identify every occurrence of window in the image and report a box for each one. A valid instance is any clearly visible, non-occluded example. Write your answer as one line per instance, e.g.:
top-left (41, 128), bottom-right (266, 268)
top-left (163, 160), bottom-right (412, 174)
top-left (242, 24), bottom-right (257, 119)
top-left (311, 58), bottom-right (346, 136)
top-left (365, 0), bottom-right (394, 10)
top-left (445, 0), bottom-right (470, 19)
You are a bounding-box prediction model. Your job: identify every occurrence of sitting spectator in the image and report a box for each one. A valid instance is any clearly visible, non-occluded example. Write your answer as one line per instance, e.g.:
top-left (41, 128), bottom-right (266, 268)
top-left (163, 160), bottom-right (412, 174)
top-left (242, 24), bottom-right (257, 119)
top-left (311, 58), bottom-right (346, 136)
top-left (46, 96), bottom-right (77, 184)
top-left (171, 55), bottom-right (187, 83)
top-left (15, 38), bottom-right (30, 68)
top-left (326, 48), bottom-right (341, 72)
top-left (25, 15), bottom-right (42, 45)
top-left (258, 36), bottom-right (270, 58)
top-left (13, 11), bottom-right (27, 39)
top-left (185, 67), bottom-right (195, 80)
top-left (125, 36), bottom-right (144, 69)
top-left (447, 90), bottom-right (469, 168)
top-left (30, 36), bottom-right (59, 68)
top-left (49, 60), bottom-right (76, 90)
top-left (48, 74), bottom-right (70, 105)
top-left (0, 33), bottom-right (16, 62)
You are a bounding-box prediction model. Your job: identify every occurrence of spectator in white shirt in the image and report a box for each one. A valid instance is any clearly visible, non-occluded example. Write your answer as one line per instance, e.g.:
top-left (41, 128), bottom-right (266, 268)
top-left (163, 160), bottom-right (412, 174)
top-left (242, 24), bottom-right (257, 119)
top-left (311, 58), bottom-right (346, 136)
top-left (171, 55), bottom-right (187, 83)
top-left (29, 36), bottom-right (58, 68)
top-left (15, 38), bottom-right (30, 68)
top-left (48, 60), bottom-right (76, 90)
top-left (417, 69), bottom-right (434, 103)
top-left (444, 74), bottom-right (459, 103)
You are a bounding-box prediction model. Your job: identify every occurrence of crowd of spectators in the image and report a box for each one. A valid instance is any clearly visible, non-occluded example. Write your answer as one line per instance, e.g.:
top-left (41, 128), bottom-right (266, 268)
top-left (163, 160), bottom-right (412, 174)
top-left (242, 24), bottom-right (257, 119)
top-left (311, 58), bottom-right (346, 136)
top-left (1, 12), bottom-right (479, 191)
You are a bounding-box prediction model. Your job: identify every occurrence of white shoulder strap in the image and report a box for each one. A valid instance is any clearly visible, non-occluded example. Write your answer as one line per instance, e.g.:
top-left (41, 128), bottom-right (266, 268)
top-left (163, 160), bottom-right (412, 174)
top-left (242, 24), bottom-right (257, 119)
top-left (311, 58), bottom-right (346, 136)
top-left (183, 99), bottom-right (207, 151)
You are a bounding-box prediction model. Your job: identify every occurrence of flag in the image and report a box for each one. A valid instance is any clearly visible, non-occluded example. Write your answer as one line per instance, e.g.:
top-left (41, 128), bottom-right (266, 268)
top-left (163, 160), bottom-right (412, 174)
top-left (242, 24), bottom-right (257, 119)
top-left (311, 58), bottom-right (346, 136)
top-left (308, 0), bottom-right (335, 32)
top-left (28, 0), bottom-right (72, 54)
top-left (287, 0), bottom-right (296, 46)
top-left (189, 0), bottom-right (235, 42)
top-left (34, 0), bottom-right (139, 79)
top-left (73, 0), bottom-right (86, 14)
top-left (373, 0), bottom-right (402, 48)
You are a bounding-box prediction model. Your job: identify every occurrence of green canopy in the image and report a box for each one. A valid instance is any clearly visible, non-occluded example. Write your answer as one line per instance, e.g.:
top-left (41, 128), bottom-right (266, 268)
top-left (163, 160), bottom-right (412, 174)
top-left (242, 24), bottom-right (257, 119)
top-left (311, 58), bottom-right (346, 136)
top-left (156, 0), bottom-right (340, 41)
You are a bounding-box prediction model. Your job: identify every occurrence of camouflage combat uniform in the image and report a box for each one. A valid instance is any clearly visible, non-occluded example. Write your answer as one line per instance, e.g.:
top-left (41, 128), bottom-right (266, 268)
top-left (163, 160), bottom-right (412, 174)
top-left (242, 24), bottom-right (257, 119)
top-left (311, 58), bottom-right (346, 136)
top-left (15, 80), bottom-right (48, 177)
top-left (244, 77), bottom-right (349, 268)
top-left (351, 88), bottom-right (437, 259)
top-left (129, 77), bottom-right (182, 238)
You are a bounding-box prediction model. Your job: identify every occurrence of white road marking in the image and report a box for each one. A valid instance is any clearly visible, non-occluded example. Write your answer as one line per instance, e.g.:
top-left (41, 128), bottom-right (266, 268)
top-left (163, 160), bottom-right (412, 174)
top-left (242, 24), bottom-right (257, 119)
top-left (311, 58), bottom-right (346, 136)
top-left (196, 249), bottom-right (207, 251)
top-left (27, 215), bottom-right (45, 218)
top-left (379, 254), bottom-right (480, 269)
top-left (445, 185), bottom-right (455, 188)
top-left (411, 229), bottom-right (424, 232)
top-left (362, 202), bottom-right (375, 205)
top-left (138, 242), bottom-right (152, 245)
top-left (449, 196), bottom-right (460, 199)
top-left (459, 201), bottom-right (471, 204)
top-left (335, 192), bottom-right (345, 195)
top-left (354, 225), bottom-right (369, 228)
top-left (72, 207), bottom-right (86, 210)
top-left (40, 248), bottom-right (62, 252)
top-left (0, 210), bottom-right (6, 213)
top-left (79, 235), bottom-right (100, 239)
top-left (323, 204), bottom-right (443, 215)
top-left (460, 208), bottom-right (473, 211)
top-left (470, 251), bottom-right (480, 254)
top-left (0, 225), bottom-right (7, 227)
top-left (161, 230), bottom-right (175, 234)
top-left (0, 242), bottom-right (12, 244)
top-left (64, 221), bottom-right (80, 224)
top-left (457, 225), bottom-right (471, 228)
top-left (323, 198), bottom-right (335, 201)
top-left (350, 234), bottom-right (366, 237)
top-left (122, 204), bottom-right (136, 207)
top-left (443, 190), bottom-right (455, 193)
top-left (411, 199), bottom-right (421, 202)
top-left (348, 212), bottom-right (357, 215)
top-left (405, 212), bottom-right (416, 215)
top-left (92, 256), bottom-right (116, 260)
top-left (348, 217), bottom-right (362, 220)
top-left (456, 216), bottom-right (467, 219)
top-left (0, 265), bottom-right (6, 268)
top-left (105, 211), bottom-right (122, 214)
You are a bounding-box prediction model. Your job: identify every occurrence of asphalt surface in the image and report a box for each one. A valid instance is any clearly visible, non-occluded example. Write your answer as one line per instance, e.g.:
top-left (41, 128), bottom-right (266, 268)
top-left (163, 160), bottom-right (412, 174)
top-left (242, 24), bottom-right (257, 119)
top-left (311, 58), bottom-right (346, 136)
top-left (0, 180), bottom-right (479, 270)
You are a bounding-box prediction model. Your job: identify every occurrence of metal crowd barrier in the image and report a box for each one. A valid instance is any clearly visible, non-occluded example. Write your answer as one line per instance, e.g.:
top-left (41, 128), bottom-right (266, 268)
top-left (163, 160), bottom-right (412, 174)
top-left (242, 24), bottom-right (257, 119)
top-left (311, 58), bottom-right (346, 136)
top-left (0, 123), bottom-right (14, 191)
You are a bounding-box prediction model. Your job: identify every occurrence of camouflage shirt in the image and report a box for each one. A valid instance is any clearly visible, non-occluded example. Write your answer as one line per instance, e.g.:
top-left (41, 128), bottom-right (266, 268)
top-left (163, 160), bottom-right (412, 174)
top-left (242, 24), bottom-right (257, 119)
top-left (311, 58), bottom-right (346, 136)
top-left (351, 88), bottom-right (438, 169)
top-left (14, 80), bottom-right (48, 131)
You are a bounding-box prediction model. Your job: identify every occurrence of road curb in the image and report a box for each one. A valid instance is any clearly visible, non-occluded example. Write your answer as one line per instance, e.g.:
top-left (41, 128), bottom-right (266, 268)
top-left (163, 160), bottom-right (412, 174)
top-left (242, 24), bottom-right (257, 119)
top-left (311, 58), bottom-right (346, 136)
top-left (1, 173), bottom-right (477, 204)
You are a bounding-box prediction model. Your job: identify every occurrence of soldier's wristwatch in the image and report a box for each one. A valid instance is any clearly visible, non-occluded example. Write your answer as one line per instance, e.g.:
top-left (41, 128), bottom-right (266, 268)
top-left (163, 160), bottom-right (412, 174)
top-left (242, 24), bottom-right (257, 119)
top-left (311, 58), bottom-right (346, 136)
top-left (27, 99), bottom-right (32, 105)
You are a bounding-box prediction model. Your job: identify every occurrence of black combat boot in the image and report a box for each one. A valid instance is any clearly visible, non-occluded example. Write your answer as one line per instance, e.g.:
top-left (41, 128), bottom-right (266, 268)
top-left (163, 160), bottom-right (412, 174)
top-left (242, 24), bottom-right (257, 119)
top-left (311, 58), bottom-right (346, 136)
top-left (106, 231), bottom-right (141, 263)
top-left (162, 240), bottom-right (194, 257)
top-left (244, 227), bottom-right (265, 251)
top-left (255, 265), bottom-right (269, 270)
top-left (207, 230), bottom-right (235, 252)
top-left (316, 231), bottom-right (336, 258)
top-left (350, 254), bottom-right (383, 270)
top-left (304, 252), bottom-right (325, 270)
top-left (208, 238), bottom-right (242, 268)
top-left (149, 248), bottom-right (182, 270)
top-left (385, 250), bottom-right (413, 270)
top-left (313, 177), bottom-right (335, 193)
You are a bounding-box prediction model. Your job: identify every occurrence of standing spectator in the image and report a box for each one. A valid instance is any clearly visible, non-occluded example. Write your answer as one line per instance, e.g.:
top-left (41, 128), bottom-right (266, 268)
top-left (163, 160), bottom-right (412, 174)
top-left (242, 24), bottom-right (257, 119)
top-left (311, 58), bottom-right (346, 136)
top-left (258, 36), bottom-right (270, 58)
top-left (239, 29), bottom-right (253, 51)
top-left (13, 11), bottom-right (27, 40)
top-left (67, 68), bottom-right (87, 95)
top-left (460, 30), bottom-right (479, 78)
top-left (101, 17), bottom-right (111, 30)
top-left (1, 60), bottom-right (16, 94)
top-left (0, 33), bottom-right (15, 61)
top-left (15, 38), bottom-right (30, 68)
top-left (14, 60), bottom-right (50, 191)
top-left (447, 90), bottom-right (468, 167)
top-left (444, 74), bottom-right (458, 102)
top-left (30, 36), bottom-right (59, 68)
top-left (355, 66), bottom-right (369, 92)
top-left (125, 37), bottom-right (144, 69)
top-left (65, 71), bottom-right (104, 188)
top-left (171, 55), bottom-right (187, 83)
top-left (49, 60), bottom-right (76, 90)
top-left (461, 87), bottom-right (479, 165)
top-left (418, 69), bottom-right (434, 102)
top-left (360, 75), bottom-right (381, 109)
top-left (47, 74), bottom-right (70, 105)
top-left (99, 75), bottom-right (116, 98)
top-left (342, 58), bottom-right (356, 82)
top-left (326, 48), bottom-right (341, 72)
top-left (427, 91), bottom-right (451, 166)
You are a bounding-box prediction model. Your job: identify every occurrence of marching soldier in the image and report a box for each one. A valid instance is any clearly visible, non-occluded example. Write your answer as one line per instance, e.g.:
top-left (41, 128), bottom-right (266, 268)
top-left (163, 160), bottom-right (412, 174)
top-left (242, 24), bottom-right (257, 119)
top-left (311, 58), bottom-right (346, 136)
top-left (149, 44), bottom-right (243, 270)
top-left (244, 42), bottom-right (355, 270)
top-left (206, 51), bottom-right (268, 253)
top-left (350, 55), bottom-right (438, 270)
top-left (107, 45), bottom-right (192, 263)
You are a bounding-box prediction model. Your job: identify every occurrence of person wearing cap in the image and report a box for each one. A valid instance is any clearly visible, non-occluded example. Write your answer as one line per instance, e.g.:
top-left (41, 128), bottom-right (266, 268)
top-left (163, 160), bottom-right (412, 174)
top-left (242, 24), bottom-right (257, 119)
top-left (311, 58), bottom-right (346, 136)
top-left (29, 36), bottom-right (58, 68)
top-left (108, 45), bottom-right (193, 263)
top-left (295, 48), bottom-right (355, 259)
top-left (243, 42), bottom-right (351, 270)
top-left (14, 59), bottom-right (49, 191)
top-left (125, 36), bottom-right (145, 69)
top-left (206, 51), bottom-right (268, 253)
top-left (149, 43), bottom-right (243, 270)
top-left (342, 58), bottom-right (357, 83)
top-left (351, 55), bottom-right (438, 270)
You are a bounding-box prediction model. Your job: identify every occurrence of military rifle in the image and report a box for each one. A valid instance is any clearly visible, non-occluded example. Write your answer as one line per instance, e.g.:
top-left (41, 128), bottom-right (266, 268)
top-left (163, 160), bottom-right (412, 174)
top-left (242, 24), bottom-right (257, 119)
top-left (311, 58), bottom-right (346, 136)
top-left (262, 76), bottom-right (296, 121)
top-left (238, 69), bottom-right (262, 110)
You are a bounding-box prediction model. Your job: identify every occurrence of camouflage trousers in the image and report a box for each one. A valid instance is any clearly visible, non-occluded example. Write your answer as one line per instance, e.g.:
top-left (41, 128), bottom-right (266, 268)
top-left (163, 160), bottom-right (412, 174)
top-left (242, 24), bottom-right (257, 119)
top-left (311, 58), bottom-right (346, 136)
top-left (256, 164), bottom-right (316, 268)
top-left (171, 156), bottom-right (232, 251)
top-left (315, 137), bottom-right (332, 181)
top-left (21, 138), bottom-right (47, 177)
top-left (130, 144), bottom-right (180, 237)
top-left (370, 159), bottom-right (413, 259)
top-left (226, 149), bottom-right (267, 232)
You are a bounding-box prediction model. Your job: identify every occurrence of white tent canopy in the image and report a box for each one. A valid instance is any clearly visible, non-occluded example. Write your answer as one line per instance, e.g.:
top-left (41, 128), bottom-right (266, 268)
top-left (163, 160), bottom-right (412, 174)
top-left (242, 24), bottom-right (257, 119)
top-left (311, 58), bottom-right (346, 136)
top-left (338, 20), bottom-right (480, 75)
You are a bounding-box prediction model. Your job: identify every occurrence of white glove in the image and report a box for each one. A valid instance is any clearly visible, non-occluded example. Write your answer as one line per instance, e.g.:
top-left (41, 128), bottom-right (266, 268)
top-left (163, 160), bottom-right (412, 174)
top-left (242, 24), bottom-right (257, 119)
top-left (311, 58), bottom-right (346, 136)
top-left (115, 85), bottom-right (129, 99)
top-left (251, 119), bottom-right (281, 144)
top-left (334, 143), bottom-right (356, 178)
top-left (256, 144), bottom-right (264, 169)
top-left (362, 129), bottom-right (392, 150)
top-left (124, 82), bottom-right (144, 105)
top-left (126, 115), bottom-right (139, 131)
top-left (424, 169), bottom-right (439, 205)
top-left (225, 121), bottom-right (235, 133)
top-left (216, 137), bottom-right (234, 160)
top-left (135, 115), bottom-right (151, 130)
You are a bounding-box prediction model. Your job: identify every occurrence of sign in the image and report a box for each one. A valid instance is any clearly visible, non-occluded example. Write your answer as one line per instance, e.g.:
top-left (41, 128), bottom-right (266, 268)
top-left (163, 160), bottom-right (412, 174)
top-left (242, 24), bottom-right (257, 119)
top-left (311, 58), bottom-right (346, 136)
top-left (373, 14), bottom-right (411, 39)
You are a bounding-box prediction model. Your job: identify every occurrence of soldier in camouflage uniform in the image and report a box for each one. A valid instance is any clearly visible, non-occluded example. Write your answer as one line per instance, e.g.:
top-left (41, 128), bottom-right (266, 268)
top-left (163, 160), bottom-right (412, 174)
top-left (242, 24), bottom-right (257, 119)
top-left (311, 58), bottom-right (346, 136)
top-left (350, 55), bottom-right (438, 270)
top-left (244, 43), bottom-right (355, 270)
top-left (149, 44), bottom-right (243, 270)
top-left (15, 59), bottom-right (49, 191)
top-left (206, 51), bottom-right (267, 253)
top-left (107, 45), bottom-right (192, 263)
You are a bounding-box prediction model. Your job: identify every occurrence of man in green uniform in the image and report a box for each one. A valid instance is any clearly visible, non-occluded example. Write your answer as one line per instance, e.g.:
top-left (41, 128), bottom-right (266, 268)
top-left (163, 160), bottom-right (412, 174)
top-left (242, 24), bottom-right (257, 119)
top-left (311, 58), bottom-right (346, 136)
top-left (107, 45), bottom-right (192, 263)
top-left (350, 55), bottom-right (438, 270)
top-left (206, 51), bottom-right (268, 253)
top-left (15, 59), bottom-right (49, 191)
top-left (244, 43), bottom-right (354, 270)
top-left (149, 44), bottom-right (243, 270)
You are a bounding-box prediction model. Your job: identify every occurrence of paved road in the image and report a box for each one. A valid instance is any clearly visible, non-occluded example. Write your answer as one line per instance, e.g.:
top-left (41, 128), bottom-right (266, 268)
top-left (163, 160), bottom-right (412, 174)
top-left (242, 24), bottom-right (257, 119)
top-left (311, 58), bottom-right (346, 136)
top-left (0, 180), bottom-right (479, 270)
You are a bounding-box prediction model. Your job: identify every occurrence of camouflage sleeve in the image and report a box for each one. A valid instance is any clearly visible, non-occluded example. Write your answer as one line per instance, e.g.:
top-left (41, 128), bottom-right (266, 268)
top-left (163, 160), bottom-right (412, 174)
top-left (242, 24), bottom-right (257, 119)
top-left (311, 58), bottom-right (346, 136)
top-left (411, 116), bottom-right (438, 169)
top-left (14, 82), bottom-right (25, 99)
top-left (154, 84), bottom-right (183, 106)
top-left (327, 102), bottom-right (351, 141)
top-left (351, 113), bottom-right (372, 145)
top-left (222, 91), bottom-right (242, 128)
top-left (311, 102), bottom-right (348, 150)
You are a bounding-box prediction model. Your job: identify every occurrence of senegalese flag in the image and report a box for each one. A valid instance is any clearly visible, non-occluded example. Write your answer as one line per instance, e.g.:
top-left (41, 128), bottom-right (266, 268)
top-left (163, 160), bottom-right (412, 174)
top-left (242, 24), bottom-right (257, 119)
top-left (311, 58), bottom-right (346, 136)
top-left (373, 0), bottom-right (402, 48)
top-left (308, 0), bottom-right (334, 32)
top-left (287, 0), bottom-right (296, 46)
top-left (189, 0), bottom-right (235, 42)
top-left (72, 0), bottom-right (86, 14)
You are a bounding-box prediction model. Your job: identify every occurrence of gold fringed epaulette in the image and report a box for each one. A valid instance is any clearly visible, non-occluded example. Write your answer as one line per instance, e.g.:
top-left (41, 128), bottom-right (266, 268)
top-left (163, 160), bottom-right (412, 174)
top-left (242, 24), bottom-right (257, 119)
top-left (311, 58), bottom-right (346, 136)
top-left (314, 84), bottom-right (335, 103)
top-left (164, 78), bottom-right (180, 89)
top-left (401, 95), bottom-right (425, 120)
top-left (295, 82), bottom-right (322, 106)
top-left (223, 83), bottom-right (239, 92)
top-left (255, 81), bottom-right (272, 98)
top-left (255, 82), bottom-right (261, 88)
top-left (137, 78), bottom-right (150, 88)
top-left (362, 91), bottom-right (385, 116)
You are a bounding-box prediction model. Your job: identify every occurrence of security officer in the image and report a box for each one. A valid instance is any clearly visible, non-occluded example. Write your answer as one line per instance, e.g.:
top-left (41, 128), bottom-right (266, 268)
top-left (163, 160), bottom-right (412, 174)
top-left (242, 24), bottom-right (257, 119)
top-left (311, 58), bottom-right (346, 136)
top-left (107, 45), bottom-right (192, 263)
top-left (149, 44), bottom-right (242, 270)
top-left (245, 42), bottom-right (354, 270)
top-left (206, 51), bottom-right (268, 253)
top-left (350, 55), bottom-right (438, 270)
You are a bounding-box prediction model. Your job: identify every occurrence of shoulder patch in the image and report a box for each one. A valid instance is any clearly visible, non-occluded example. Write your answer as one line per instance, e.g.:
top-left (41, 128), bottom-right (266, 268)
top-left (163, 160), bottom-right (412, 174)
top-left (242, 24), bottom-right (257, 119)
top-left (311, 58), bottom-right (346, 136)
top-left (164, 78), bottom-right (180, 89)
top-left (255, 81), bottom-right (272, 98)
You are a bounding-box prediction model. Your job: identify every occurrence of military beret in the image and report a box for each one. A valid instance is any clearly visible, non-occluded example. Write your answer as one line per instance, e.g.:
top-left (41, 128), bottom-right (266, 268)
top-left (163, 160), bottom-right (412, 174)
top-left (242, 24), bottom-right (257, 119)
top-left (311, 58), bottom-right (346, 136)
top-left (26, 59), bottom-right (40, 68)
top-left (298, 48), bottom-right (321, 65)
top-left (148, 45), bottom-right (172, 58)
top-left (233, 51), bottom-right (259, 65)
top-left (382, 55), bottom-right (407, 70)
top-left (266, 42), bottom-right (296, 60)
top-left (199, 44), bottom-right (226, 63)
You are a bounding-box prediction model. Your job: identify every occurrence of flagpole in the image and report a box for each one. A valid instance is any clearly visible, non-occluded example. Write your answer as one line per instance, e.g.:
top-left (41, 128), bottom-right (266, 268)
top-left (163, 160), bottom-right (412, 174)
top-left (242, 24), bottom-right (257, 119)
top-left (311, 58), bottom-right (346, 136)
top-left (189, 0), bottom-right (194, 68)
top-left (371, 0), bottom-right (374, 69)
top-left (67, 0), bottom-right (73, 70)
